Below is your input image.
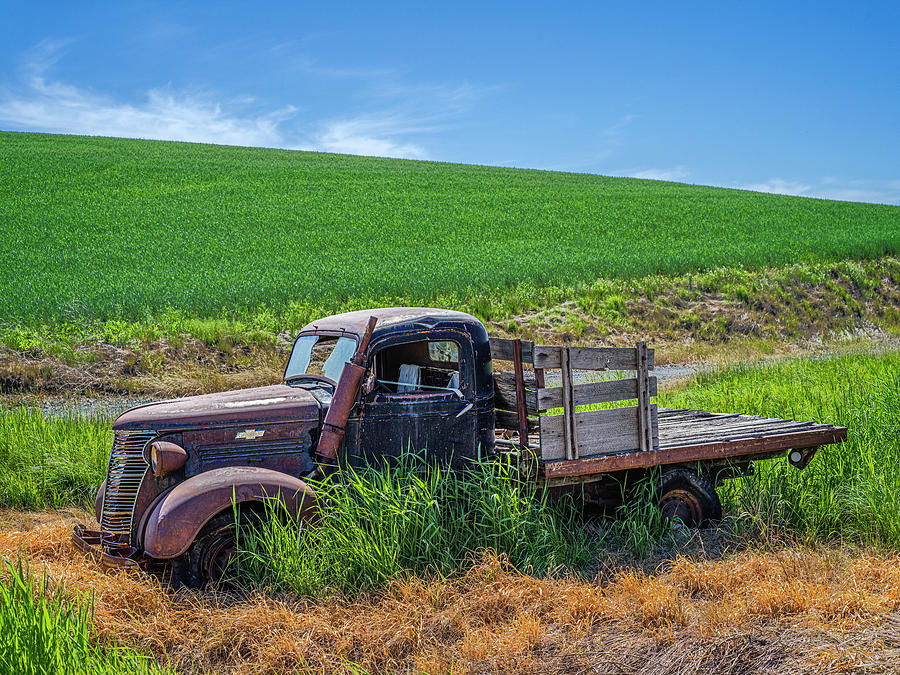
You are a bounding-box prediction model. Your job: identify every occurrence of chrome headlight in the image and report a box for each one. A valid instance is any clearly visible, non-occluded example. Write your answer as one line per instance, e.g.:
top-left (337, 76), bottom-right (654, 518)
top-left (144, 441), bottom-right (188, 477)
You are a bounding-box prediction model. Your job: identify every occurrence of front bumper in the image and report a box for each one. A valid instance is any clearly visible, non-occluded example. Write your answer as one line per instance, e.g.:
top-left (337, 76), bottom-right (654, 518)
top-left (72, 524), bottom-right (144, 569)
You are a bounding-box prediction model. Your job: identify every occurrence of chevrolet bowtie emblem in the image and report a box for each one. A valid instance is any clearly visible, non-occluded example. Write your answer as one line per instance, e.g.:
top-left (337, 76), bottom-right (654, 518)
top-left (236, 429), bottom-right (265, 441)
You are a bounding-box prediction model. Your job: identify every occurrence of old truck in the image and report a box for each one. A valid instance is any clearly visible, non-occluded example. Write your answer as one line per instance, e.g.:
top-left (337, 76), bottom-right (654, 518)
top-left (74, 308), bottom-right (847, 585)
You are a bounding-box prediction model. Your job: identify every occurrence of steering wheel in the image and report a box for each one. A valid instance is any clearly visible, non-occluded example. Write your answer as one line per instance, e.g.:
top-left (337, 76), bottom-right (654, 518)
top-left (372, 379), bottom-right (393, 394)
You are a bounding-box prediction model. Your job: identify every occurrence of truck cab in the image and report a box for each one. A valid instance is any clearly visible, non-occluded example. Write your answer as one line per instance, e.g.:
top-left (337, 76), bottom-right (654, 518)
top-left (292, 308), bottom-right (495, 468)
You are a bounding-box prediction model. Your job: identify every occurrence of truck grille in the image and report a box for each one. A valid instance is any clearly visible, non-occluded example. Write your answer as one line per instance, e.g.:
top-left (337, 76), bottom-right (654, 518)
top-left (100, 430), bottom-right (155, 544)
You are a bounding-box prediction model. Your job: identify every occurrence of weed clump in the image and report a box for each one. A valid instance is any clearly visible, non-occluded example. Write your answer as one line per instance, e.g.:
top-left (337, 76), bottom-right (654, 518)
top-left (239, 455), bottom-right (592, 595)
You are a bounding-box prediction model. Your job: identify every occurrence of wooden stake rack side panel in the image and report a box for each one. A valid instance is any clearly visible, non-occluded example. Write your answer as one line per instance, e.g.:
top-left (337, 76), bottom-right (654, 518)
top-left (532, 345), bottom-right (655, 371)
top-left (538, 405), bottom-right (660, 460)
top-left (490, 338), bottom-right (658, 460)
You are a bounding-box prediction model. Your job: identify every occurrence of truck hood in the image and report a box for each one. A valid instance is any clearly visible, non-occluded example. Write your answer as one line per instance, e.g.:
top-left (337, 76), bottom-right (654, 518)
top-left (113, 384), bottom-right (323, 431)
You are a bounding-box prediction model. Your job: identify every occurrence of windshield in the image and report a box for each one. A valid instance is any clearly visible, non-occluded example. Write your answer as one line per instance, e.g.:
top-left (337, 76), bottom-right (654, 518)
top-left (284, 335), bottom-right (358, 382)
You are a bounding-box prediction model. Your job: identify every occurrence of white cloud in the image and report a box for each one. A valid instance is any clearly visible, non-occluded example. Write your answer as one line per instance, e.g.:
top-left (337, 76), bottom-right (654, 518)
top-left (303, 116), bottom-right (427, 159)
top-left (296, 83), bottom-right (497, 160)
top-left (0, 50), bottom-right (295, 148)
top-left (734, 177), bottom-right (899, 204)
top-left (629, 165), bottom-right (691, 182)
top-left (738, 178), bottom-right (813, 196)
top-left (0, 41), bottom-right (493, 159)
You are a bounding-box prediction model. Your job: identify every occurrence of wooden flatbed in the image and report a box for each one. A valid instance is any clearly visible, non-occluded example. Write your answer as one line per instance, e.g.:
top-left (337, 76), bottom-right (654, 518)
top-left (490, 338), bottom-right (848, 484)
top-left (540, 408), bottom-right (847, 481)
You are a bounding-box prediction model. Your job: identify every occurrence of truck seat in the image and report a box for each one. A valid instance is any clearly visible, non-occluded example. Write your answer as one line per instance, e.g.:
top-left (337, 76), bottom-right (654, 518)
top-left (397, 364), bottom-right (422, 393)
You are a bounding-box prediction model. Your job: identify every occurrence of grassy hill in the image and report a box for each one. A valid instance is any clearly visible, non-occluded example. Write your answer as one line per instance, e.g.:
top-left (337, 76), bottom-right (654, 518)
top-left (1, 131), bottom-right (897, 330)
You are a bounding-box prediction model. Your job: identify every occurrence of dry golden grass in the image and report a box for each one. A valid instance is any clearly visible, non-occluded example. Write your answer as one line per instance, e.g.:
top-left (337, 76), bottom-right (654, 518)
top-left (2, 511), bottom-right (899, 674)
top-left (0, 339), bottom-right (285, 398)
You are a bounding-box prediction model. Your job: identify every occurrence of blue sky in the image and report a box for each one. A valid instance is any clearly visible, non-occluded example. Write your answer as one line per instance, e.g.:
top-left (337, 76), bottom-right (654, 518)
top-left (1, 1), bottom-right (898, 204)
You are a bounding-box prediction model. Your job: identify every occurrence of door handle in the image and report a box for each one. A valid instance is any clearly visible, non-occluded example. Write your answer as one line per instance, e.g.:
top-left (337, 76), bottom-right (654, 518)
top-left (455, 403), bottom-right (474, 418)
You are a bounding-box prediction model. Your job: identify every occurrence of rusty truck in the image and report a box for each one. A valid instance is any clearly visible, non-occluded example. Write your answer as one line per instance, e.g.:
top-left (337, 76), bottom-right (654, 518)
top-left (74, 308), bottom-right (847, 586)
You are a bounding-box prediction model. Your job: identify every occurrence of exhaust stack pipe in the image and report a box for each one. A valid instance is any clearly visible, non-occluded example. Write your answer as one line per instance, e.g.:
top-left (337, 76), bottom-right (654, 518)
top-left (315, 316), bottom-right (378, 467)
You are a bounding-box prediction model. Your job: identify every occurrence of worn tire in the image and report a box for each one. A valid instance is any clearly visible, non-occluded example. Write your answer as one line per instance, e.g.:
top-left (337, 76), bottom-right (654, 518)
top-left (657, 468), bottom-right (721, 527)
top-left (181, 510), bottom-right (259, 589)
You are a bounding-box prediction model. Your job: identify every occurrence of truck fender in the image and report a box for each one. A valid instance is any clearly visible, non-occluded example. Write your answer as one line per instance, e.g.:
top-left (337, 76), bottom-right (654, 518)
top-left (142, 466), bottom-right (317, 559)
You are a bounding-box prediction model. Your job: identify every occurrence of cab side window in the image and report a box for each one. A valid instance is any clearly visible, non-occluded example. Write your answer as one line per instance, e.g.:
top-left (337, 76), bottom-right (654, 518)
top-left (372, 340), bottom-right (460, 395)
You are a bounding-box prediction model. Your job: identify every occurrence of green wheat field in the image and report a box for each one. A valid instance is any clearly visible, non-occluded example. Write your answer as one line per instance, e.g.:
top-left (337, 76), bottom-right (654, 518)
top-left (1, 132), bottom-right (897, 329)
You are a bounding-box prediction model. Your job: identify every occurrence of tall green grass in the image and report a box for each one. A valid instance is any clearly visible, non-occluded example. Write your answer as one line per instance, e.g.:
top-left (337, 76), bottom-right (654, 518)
top-left (0, 557), bottom-right (171, 674)
top-left (0, 407), bottom-right (110, 509)
top-left (660, 350), bottom-right (900, 546)
top-left (1, 132), bottom-right (897, 330)
top-left (239, 455), bottom-right (592, 596)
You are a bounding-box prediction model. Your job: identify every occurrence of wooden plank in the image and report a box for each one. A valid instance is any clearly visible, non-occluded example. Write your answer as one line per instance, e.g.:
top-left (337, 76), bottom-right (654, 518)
top-left (658, 420), bottom-right (818, 446)
top-left (560, 347), bottom-right (577, 460)
top-left (659, 423), bottom-right (815, 443)
top-left (541, 413), bottom-right (633, 460)
top-left (542, 426), bottom-right (848, 479)
top-left (635, 341), bottom-right (653, 452)
top-left (489, 338), bottom-right (534, 364)
top-left (653, 410), bottom-right (827, 449)
top-left (661, 418), bottom-right (795, 435)
top-left (533, 345), bottom-right (655, 371)
top-left (495, 410), bottom-right (539, 434)
top-left (659, 416), bottom-right (816, 435)
top-left (540, 405), bottom-right (659, 460)
top-left (657, 411), bottom-right (817, 436)
top-left (493, 371), bottom-right (538, 414)
top-left (538, 376), bottom-right (658, 409)
top-left (575, 405), bottom-right (651, 439)
top-left (513, 339), bottom-right (530, 449)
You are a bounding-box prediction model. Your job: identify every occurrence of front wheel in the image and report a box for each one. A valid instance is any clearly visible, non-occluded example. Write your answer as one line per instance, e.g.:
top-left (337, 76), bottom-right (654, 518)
top-left (182, 511), bottom-right (258, 588)
top-left (657, 468), bottom-right (721, 527)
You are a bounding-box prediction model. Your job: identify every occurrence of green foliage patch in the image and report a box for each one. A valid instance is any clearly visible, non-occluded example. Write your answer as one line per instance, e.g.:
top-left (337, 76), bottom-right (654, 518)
top-left (0, 558), bottom-right (171, 674)
top-left (239, 455), bottom-right (592, 596)
top-left (0, 407), bottom-right (109, 509)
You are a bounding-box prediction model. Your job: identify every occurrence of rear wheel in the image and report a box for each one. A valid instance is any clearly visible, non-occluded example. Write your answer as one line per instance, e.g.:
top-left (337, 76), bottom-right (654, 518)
top-left (657, 468), bottom-right (721, 527)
